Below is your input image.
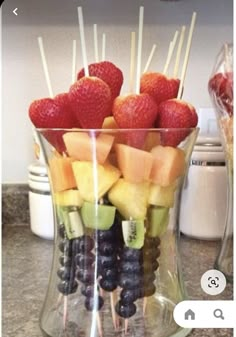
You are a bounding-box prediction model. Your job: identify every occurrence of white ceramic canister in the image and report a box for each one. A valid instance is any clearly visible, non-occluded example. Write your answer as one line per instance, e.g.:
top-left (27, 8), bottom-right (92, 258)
top-left (28, 163), bottom-right (54, 240)
top-left (179, 136), bottom-right (228, 240)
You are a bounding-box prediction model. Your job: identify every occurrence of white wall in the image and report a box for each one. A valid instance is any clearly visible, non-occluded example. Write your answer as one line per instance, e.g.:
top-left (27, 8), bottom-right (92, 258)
top-left (2, 0), bottom-right (233, 183)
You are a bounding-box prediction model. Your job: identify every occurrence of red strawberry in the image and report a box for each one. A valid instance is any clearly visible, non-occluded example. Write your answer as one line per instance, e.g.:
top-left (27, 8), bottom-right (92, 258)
top-left (112, 93), bottom-right (158, 129)
top-left (54, 93), bottom-right (79, 127)
top-left (140, 72), bottom-right (180, 105)
top-left (77, 61), bottom-right (123, 101)
top-left (156, 98), bottom-right (198, 147)
top-left (69, 76), bottom-right (112, 129)
top-left (29, 98), bottom-right (76, 128)
top-left (112, 93), bottom-right (158, 148)
top-left (208, 72), bottom-right (233, 116)
top-left (29, 97), bottom-right (76, 152)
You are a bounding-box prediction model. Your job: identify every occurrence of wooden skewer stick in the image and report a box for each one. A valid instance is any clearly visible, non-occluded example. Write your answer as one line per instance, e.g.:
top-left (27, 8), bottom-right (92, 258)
top-left (37, 37), bottom-right (54, 98)
top-left (135, 6), bottom-right (144, 94)
top-left (94, 24), bottom-right (99, 62)
top-left (163, 30), bottom-right (179, 75)
top-left (72, 39), bottom-right (77, 84)
top-left (110, 292), bottom-right (118, 330)
top-left (173, 26), bottom-right (186, 78)
top-left (129, 31), bottom-right (136, 93)
top-left (77, 7), bottom-right (89, 76)
top-left (125, 318), bottom-right (129, 334)
top-left (63, 295), bottom-right (68, 329)
top-left (96, 312), bottom-right (103, 337)
top-left (143, 297), bottom-right (148, 316)
top-left (224, 43), bottom-right (231, 73)
top-left (101, 33), bottom-right (106, 61)
top-left (177, 12), bottom-right (197, 99)
top-left (143, 44), bottom-right (157, 73)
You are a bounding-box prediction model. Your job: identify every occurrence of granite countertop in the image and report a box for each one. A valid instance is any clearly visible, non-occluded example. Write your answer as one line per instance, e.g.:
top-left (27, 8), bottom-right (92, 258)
top-left (2, 225), bottom-right (233, 337)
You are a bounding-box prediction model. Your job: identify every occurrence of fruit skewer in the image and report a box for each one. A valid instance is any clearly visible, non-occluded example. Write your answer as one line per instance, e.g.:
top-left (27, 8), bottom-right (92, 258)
top-left (93, 24), bottom-right (99, 62)
top-left (72, 39), bottom-right (77, 83)
top-left (163, 30), bottom-right (179, 75)
top-left (173, 25), bottom-right (186, 78)
top-left (129, 31), bottom-right (136, 93)
top-left (102, 33), bottom-right (106, 61)
top-left (37, 36), bottom-right (54, 98)
top-left (177, 11), bottom-right (197, 99)
top-left (143, 43), bottom-right (157, 73)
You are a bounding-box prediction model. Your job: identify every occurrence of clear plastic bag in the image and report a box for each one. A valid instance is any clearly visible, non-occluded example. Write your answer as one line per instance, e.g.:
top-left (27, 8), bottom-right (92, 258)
top-left (208, 43), bottom-right (233, 165)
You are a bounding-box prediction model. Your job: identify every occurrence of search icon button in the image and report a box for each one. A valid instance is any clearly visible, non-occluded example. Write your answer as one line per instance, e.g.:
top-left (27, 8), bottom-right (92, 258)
top-left (213, 309), bottom-right (224, 320)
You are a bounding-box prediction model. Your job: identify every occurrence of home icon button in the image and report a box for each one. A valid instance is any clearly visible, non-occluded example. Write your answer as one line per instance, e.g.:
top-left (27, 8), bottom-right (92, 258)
top-left (184, 309), bottom-right (195, 320)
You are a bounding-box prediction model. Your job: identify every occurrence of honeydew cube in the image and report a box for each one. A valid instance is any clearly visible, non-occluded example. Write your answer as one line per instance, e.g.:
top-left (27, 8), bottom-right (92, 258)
top-left (147, 206), bottom-right (170, 237)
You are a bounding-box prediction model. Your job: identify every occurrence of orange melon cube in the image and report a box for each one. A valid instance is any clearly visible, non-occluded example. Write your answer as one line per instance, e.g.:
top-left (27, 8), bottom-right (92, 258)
top-left (150, 145), bottom-right (185, 186)
top-left (63, 132), bottom-right (114, 164)
top-left (143, 131), bottom-right (161, 151)
top-left (115, 144), bottom-right (153, 183)
top-left (49, 156), bottom-right (77, 192)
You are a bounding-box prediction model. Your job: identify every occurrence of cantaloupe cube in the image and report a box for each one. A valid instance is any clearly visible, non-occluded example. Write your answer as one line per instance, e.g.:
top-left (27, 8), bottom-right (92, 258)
top-left (150, 145), bottom-right (185, 186)
top-left (49, 156), bottom-right (77, 192)
top-left (72, 161), bottom-right (121, 202)
top-left (108, 178), bottom-right (150, 220)
top-left (115, 144), bottom-right (153, 183)
top-left (143, 131), bottom-right (161, 151)
top-left (63, 132), bottom-right (114, 164)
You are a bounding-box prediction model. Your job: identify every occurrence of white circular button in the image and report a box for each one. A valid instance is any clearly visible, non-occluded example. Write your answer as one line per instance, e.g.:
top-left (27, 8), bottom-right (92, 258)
top-left (201, 269), bottom-right (227, 295)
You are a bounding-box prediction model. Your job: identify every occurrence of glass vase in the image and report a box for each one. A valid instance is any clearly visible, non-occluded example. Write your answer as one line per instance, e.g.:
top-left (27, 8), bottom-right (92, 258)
top-left (37, 127), bottom-right (198, 337)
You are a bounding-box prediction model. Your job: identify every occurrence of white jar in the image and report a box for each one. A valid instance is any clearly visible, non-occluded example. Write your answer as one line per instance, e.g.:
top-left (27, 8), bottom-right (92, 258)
top-left (28, 163), bottom-right (54, 240)
top-left (179, 136), bottom-right (228, 240)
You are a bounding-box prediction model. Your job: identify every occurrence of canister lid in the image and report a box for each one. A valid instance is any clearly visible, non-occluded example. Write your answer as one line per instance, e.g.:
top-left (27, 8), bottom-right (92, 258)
top-left (196, 134), bottom-right (221, 147)
top-left (28, 162), bottom-right (48, 176)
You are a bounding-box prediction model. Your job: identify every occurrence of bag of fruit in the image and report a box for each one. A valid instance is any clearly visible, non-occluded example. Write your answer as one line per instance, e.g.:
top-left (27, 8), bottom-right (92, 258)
top-left (208, 43), bottom-right (233, 164)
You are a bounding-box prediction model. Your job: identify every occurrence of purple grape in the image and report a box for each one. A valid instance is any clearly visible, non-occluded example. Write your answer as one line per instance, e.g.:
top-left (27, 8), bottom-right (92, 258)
top-left (84, 296), bottom-right (104, 311)
top-left (115, 301), bottom-right (136, 318)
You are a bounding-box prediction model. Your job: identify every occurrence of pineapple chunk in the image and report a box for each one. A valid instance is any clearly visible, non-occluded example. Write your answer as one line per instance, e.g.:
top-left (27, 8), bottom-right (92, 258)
top-left (108, 178), bottom-right (150, 220)
top-left (72, 161), bottom-right (121, 202)
top-left (148, 181), bottom-right (177, 208)
top-left (54, 189), bottom-right (83, 207)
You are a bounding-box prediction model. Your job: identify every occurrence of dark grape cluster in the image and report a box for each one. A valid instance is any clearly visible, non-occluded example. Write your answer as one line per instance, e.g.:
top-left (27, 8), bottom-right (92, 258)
top-left (115, 236), bottom-right (161, 319)
top-left (116, 247), bottom-right (142, 318)
top-left (97, 227), bottom-right (118, 292)
top-left (140, 237), bottom-right (160, 297)
top-left (57, 224), bottom-right (78, 295)
top-left (74, 235), bottom-right (104, 311)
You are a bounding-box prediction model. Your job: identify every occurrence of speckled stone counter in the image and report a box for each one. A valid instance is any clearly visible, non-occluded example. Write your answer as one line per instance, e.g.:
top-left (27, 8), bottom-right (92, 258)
top-left (2, 225), bottom-right (233, 337)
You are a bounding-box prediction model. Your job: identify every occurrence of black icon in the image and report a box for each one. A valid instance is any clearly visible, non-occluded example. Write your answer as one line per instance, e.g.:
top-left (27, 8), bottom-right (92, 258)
top-left (207, 276), bottom-right (219, 288)
top-left (213, 309), bottom-right (224, 320)
top-left (184, 309), bottom-right (195, 320)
